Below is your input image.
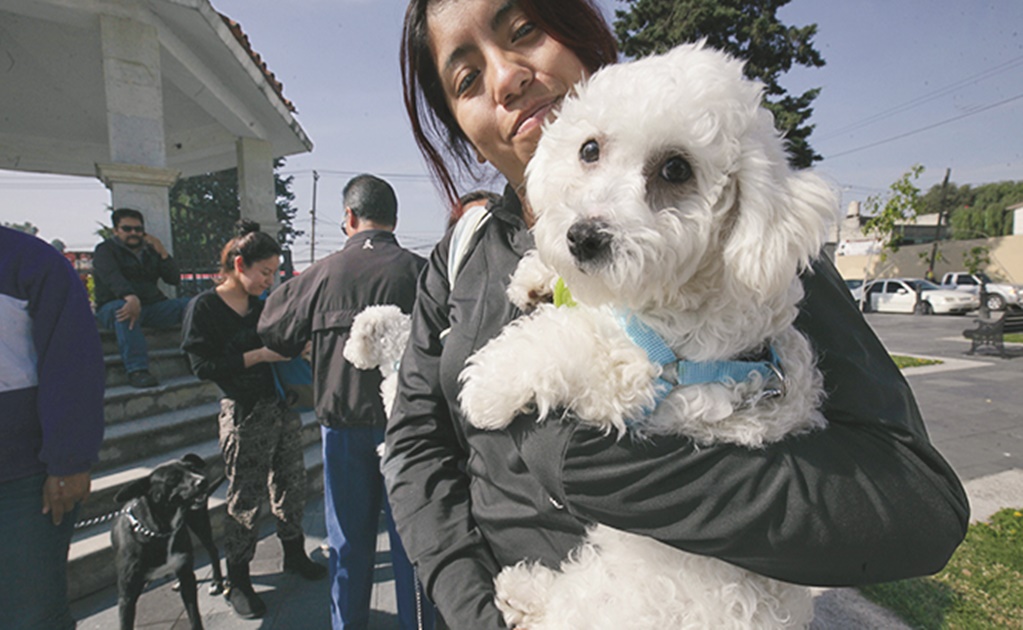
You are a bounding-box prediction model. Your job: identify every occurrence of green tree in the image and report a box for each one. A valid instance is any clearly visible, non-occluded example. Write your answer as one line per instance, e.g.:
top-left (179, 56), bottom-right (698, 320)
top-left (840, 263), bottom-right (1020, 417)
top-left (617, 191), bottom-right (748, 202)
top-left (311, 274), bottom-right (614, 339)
top-left (918, 179), bottom-right (1023, 239)
top-left (168, 157), bottom-right (301, 276)
top-left (613, 0), bottom-right (825, 167)
top-left (3, 221), bottom-right (39, 235)
top-left (862, 165), bottom-right (925, 262)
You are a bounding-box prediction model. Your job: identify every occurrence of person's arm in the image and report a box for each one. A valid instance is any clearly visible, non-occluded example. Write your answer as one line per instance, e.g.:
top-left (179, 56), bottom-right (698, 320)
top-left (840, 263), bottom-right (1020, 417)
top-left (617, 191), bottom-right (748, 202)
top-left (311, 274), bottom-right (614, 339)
top-left (28, 245), bottom-right (105, 524)
top-left (146, 234), bottom-right (180, 286)
top-left (92, 241), bottom-right (136, 300)
top-left (180, 297), bottom-right (247, 380)
top-left (383, 238), bottom-right (506, 629)
top-left (513, 256), bottom-right (969, 587)
top-left (257, 274), bottom-right (315, 358)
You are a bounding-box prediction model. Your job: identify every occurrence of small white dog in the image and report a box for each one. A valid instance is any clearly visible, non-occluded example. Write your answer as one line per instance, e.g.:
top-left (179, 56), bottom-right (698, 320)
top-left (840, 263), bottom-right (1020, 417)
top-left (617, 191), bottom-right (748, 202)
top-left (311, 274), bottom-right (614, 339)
top-left (458, 42), bottom-right (838, 629)
top-left (343, 304), bottom-right (411, 418)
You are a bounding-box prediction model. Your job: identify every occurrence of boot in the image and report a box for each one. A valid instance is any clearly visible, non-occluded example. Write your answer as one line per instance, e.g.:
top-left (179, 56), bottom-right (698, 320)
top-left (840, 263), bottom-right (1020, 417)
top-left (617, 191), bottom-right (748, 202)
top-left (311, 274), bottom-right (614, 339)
top-left (281, 537), bottom-right (328, 580)
top-left (226, 561), bottom-right (266, 619)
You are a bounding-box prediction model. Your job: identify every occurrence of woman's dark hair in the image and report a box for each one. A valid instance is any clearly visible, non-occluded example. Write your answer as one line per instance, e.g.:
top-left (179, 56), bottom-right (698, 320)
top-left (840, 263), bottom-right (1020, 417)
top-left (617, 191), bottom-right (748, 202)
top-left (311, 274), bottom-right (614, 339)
top-left (401, 0), bottom-right (618, 208)
top-left (219, 220), bottom-right (282, 275)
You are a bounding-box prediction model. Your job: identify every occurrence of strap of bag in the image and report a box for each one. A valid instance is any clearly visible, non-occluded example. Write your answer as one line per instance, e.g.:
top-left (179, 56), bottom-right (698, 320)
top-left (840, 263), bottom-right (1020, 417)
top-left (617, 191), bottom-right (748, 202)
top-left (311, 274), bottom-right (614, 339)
top-left (446, 204), bottom-right (492, 289)
top-left (439, 205), bottom-right (491, 341)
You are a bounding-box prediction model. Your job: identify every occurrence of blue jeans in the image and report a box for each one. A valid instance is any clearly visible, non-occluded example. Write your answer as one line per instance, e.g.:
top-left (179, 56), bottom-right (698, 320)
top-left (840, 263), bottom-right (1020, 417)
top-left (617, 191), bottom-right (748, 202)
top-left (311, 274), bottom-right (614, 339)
top-left (321, 425), bottom-right (435, 630)
top-left (0, 473), bottom-right (78, 630)
top-left (96, 296), bottom-right (190, 373)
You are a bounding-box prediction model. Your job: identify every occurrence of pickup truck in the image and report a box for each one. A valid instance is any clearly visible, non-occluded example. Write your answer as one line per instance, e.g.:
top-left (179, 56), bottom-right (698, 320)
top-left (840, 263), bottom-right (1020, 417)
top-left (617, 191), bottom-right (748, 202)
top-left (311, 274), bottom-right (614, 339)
top-left (940, 272), bottom-right (1022, 311)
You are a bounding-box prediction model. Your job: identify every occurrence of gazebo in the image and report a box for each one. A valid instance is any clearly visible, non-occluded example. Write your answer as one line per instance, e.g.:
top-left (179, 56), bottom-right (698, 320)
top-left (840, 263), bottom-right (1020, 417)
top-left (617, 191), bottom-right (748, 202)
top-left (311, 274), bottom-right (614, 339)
top-left (0, 0), bottom-right (312, 251)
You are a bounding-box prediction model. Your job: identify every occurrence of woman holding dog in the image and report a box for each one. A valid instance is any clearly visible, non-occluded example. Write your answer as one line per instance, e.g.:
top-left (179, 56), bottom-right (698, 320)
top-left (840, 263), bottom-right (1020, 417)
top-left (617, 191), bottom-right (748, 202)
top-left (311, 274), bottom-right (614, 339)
top-left (181, 221), bottom-right (326, 619)
top-left (383, 0), bottom-right (969, 627)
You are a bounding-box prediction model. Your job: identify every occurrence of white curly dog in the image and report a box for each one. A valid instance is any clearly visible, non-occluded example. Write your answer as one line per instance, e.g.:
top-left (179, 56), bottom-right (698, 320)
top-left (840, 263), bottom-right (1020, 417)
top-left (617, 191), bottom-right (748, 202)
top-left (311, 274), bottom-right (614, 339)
top-left (342, 304), bottom-right (411, 418)
top-left (458, 42), bottom-right (838, 630)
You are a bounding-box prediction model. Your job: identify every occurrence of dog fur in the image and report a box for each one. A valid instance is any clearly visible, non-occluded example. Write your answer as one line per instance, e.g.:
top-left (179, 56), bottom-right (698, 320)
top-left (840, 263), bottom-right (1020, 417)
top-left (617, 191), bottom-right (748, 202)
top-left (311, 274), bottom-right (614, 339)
top-left (110, 454), bottom-right (223, 630)
top-left (457, 42), bottom-right (838, 629)
top-left (343, 304), bottom-right (413, 418)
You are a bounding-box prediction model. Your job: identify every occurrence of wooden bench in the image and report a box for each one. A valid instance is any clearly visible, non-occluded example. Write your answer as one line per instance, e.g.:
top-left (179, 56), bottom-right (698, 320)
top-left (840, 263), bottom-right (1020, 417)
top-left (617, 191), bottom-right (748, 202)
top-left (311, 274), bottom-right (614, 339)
top-left (963, 305), bottom-right (1023, 357)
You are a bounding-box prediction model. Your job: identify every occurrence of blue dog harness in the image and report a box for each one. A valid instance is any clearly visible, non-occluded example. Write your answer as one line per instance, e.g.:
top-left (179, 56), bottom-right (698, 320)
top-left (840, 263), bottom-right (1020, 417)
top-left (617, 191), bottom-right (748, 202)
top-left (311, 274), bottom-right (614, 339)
top-left (614, 310), bottom-right (786, 413)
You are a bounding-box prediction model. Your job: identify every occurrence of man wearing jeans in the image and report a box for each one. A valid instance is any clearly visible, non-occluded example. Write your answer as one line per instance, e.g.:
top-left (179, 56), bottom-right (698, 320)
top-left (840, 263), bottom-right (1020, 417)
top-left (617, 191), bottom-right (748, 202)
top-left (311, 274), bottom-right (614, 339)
top-left (0, 226), bottom-right (105, 629)
top-left (93, 208), bottom-right (190, 388)
top-left (259, 175), bottom-right (436, 630)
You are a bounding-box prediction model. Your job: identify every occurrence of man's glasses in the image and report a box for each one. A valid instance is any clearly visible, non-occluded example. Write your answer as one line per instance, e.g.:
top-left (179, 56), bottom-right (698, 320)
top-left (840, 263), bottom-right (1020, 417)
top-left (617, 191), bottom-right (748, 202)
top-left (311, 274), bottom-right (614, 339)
top-left (119, 225), bottom-right (145, 233)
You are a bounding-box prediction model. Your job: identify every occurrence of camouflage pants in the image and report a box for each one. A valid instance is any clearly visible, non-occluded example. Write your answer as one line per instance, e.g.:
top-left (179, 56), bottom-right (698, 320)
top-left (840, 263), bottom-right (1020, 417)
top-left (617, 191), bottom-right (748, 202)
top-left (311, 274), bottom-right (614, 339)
top-left (218, 398), bottom-right (307, 564)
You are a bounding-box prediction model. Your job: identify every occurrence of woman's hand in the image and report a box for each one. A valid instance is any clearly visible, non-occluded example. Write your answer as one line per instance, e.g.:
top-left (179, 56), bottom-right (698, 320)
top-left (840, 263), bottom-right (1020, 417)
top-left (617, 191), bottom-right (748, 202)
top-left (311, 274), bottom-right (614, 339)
top-left (42, 472), bottom-right (91, 526)
top-left (243, 346), bottom-right (289, 368)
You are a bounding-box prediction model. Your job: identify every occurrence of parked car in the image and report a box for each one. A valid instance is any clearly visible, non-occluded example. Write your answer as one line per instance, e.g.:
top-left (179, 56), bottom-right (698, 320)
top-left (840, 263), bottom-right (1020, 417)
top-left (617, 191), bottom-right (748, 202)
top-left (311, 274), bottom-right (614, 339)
top-left (861, 278), bottom-right (979, 315)
top-left (939, 271), bottom-right (1022, 312)
top-left (844, 279), bottom-right (864, 301)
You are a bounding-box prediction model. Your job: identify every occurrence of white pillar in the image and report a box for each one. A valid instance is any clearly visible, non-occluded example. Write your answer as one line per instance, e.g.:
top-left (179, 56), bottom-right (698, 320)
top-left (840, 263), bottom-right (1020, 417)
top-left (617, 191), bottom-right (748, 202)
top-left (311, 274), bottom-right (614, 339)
top-left (97, 14), bottom-right (176, 251)
top-left (236, 137), bottom-right (277, 234)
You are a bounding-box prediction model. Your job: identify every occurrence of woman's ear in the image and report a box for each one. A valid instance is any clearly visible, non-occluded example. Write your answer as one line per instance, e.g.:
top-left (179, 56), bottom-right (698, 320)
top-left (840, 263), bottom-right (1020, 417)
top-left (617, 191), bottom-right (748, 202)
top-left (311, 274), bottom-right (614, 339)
top-left (233, 255), bottom-right (245, 274)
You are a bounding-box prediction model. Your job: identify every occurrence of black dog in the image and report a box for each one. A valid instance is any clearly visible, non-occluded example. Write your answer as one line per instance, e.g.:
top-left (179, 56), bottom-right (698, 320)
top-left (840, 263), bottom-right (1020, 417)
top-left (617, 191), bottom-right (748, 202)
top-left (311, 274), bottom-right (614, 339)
top-left (110, 454), bottom-right (224, 630)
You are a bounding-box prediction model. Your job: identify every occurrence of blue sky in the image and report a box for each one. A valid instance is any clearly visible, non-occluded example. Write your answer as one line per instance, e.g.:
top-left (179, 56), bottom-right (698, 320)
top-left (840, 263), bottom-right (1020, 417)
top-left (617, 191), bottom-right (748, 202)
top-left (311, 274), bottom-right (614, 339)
top-left (2, 0), bottom-right (1021, 263)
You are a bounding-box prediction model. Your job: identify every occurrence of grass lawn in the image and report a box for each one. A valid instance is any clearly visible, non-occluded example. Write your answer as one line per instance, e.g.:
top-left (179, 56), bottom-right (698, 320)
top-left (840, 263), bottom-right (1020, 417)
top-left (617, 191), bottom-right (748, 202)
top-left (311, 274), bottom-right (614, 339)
top-left (860, 508), bottom-right (1023, 629)
top-left (1005, 332), bottom-right (1023, 343)
top-left (891, 355), bottom-right (943, 369)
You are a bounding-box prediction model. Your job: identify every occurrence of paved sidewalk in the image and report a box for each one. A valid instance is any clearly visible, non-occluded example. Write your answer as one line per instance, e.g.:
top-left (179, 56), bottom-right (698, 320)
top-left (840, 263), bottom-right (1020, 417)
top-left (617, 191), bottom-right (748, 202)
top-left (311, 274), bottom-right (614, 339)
top-left (70, 312), bottom-right (1023, 629)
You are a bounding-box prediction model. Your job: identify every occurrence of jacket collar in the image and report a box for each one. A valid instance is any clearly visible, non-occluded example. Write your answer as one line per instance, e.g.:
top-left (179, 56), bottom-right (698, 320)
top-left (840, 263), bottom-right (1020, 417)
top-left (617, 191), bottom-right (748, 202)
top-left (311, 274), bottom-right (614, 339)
top-left (342, 229), bottom-right (398, 252)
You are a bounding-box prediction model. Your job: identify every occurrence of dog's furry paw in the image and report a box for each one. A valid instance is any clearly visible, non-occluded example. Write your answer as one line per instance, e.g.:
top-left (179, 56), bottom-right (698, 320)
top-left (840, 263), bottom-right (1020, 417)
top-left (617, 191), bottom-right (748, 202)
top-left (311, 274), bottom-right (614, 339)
top-left (507, 250), bottom-right (559, 312)
top-left (495, 562), bottom-right (557, 629)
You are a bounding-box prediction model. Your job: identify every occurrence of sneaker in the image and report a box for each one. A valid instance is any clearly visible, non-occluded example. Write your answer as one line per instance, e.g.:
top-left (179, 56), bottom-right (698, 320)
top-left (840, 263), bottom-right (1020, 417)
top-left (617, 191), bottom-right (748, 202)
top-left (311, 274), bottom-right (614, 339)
top-left (127, 370), bottom-right (158, 388)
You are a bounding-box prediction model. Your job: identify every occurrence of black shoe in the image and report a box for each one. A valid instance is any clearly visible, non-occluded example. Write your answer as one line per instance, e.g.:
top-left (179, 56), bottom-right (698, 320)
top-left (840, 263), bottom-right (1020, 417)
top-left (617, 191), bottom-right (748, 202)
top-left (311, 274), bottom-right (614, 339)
top-left (226, 562), bottom-right (266, 619)
top-left (281, 537), bottom-right (328, 580)
top-left (127, 370), bottom-right (158, 388)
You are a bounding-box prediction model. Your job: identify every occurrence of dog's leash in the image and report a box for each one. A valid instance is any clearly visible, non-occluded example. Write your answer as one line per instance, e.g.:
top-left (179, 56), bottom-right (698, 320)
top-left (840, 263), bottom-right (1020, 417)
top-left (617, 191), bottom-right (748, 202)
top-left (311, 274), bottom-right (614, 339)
top-left (73, 509), bottom-right (121, 530)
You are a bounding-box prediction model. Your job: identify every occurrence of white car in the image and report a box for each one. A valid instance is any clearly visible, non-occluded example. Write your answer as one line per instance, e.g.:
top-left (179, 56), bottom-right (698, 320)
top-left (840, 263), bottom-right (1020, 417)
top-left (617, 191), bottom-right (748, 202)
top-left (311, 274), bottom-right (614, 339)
top-left (861, 278), bottom-right (979, 315)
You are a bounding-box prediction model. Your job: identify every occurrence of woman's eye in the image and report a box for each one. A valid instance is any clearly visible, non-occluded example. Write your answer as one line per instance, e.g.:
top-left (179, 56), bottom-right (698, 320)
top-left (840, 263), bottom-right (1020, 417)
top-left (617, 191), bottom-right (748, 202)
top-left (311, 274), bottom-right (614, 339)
top-left (660, 155), bottom-right (693, 183)
top-left (457, 69), bottom-right (479, 96)
top-left (512, 22), bottom-right (536, 42)
top-left (579, 139), bottom-right (600, 164)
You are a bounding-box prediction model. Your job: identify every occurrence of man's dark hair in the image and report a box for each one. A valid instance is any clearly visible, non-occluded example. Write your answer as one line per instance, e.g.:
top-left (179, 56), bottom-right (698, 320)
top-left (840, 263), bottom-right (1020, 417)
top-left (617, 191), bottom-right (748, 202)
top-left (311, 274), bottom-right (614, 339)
top-left (343, 174), bottom-right (398, 227)
top-left (111, 207), bottom-right (144, 229)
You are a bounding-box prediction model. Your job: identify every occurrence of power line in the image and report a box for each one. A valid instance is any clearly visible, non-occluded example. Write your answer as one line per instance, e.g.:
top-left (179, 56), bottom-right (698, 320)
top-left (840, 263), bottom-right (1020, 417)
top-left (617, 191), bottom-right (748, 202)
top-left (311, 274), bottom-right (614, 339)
top-left (818, 54), bottom-right (1023, 141)
top-left (826, 91), bottom-right (1023, 160)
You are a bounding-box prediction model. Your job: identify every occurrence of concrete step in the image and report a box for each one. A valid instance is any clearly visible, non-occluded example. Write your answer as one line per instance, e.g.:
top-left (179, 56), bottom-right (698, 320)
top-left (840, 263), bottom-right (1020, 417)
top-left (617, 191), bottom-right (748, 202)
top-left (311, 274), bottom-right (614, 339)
top-left (80, 411), bottom-right (321, 523)
top-left (100, 326), bottom-right (184, 355)
top-left (103, 347), bottom-right (193, 388)
top-left (69, 430), bottom-right (324, 602)
top-left (103, 375), bottom-right (221, 425)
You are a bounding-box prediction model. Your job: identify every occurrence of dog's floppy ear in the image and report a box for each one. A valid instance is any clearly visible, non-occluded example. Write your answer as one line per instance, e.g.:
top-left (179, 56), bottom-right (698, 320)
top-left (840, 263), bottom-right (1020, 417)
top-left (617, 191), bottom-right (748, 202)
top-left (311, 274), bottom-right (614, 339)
top-left (181, 453), bottom-right (206, 471)
top-left (114, 477), bottom-right (151, 503)
top-left (721, 126), bottom-right (836, 302)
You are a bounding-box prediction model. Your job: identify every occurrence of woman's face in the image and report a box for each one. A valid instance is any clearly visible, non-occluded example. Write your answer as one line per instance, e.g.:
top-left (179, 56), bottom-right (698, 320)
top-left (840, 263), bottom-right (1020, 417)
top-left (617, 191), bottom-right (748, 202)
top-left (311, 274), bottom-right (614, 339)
top-left (427, 0), bottom-right (588, 187)
top-left (235, 255), bottom-right (280, 297)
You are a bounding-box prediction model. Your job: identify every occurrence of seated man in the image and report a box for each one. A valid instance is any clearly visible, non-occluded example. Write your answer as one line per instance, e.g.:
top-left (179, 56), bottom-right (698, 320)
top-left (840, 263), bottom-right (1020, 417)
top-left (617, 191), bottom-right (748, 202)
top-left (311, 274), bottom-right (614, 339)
top-left (94, 208), bottom-right (190, 388)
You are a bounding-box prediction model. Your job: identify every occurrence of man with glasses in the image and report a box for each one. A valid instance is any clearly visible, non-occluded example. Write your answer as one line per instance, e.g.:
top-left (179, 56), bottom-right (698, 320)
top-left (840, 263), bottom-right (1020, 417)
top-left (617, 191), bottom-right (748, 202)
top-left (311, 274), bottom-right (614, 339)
top-left (94, 208), bottom-right (189, 388)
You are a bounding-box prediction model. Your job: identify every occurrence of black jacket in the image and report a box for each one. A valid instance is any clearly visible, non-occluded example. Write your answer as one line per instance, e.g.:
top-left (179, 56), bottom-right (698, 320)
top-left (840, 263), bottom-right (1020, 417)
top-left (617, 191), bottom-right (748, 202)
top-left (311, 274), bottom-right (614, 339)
top-left (258, 230), bottom-right (425, 427)
top-left (181, 290), bottom-right (276, 410)
top-left (92, 237), bottom-right (180, 308)
top-left (383, 186), bottom-right (969, 629)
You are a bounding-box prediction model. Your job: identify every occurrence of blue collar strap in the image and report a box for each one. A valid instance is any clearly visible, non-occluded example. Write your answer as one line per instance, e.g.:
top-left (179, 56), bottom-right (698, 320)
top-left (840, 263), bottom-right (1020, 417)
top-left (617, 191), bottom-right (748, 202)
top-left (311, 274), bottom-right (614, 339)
top-left (614, 310), bottom-right (785, 411)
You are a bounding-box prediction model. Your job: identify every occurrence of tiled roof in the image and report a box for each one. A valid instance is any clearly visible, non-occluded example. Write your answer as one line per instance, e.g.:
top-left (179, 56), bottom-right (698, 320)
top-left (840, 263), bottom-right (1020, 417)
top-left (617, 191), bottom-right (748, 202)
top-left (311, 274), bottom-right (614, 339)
top-left (219, 13), bottom-right (297, 113)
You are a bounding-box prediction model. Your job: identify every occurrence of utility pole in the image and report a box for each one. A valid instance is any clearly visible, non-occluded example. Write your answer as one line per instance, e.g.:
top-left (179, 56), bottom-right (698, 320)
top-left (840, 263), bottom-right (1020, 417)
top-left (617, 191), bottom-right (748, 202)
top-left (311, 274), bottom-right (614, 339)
top-left (310, 170), bottom-right (319, 265)
top-left (926, 167), bottom-right (951, 281)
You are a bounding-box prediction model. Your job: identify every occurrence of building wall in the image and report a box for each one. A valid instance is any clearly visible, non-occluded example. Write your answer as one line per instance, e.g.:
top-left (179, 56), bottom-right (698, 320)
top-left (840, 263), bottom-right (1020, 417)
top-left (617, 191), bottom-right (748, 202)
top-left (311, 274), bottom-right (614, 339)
top-left (834, 234), bottom-right (1023, 284)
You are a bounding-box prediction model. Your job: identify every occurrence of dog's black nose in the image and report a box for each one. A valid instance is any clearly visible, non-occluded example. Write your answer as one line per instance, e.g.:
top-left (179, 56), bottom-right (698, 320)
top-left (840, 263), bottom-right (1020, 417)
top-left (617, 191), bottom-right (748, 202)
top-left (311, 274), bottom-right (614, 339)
top-left (567, 219), bottom-right (613, 263)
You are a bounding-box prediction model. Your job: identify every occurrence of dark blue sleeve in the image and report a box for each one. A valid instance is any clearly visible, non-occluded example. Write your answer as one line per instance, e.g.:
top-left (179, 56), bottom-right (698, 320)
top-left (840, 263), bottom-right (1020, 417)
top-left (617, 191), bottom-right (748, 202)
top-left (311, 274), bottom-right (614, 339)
top-left (27, 245), bottom-right (106, 476)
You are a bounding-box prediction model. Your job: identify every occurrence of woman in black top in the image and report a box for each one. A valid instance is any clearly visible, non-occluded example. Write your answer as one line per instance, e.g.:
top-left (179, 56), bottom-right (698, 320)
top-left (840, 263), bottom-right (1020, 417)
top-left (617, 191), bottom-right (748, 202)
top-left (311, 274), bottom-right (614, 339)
top-left (181, 222), bottom-right (325, 619)
top-left (383, 0), bottom-right (970, 627)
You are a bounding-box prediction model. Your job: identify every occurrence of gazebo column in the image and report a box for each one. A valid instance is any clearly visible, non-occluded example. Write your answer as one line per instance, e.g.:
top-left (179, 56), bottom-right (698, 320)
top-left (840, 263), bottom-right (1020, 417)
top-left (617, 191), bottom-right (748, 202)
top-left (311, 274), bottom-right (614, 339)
top-left (237, 137), bottom-right (277, 235)
top-left (97, 13), bottom-right (177, 251)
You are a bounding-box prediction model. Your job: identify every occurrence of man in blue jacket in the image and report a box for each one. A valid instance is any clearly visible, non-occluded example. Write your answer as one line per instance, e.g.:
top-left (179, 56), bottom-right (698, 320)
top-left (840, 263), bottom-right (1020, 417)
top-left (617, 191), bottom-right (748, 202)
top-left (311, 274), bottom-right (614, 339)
top-left (0, 226), bottom-right (106, 630)
top-left (93, 208), bottom-right (189, 388)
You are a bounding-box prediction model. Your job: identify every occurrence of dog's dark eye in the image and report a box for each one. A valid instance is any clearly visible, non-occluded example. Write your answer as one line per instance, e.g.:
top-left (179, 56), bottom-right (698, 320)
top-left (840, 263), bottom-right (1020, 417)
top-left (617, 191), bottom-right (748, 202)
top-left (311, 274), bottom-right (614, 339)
top-left (579, 139), bottom-right (600, 164)
top-left (660, 156), bottom-right (692, 184)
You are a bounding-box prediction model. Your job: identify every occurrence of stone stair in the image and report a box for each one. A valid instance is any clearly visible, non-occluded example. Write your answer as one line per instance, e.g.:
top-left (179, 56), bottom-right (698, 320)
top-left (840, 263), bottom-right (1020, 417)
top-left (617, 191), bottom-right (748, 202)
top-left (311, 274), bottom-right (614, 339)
top-left (68, 327), bottom-right (323, 601)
